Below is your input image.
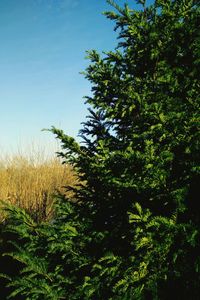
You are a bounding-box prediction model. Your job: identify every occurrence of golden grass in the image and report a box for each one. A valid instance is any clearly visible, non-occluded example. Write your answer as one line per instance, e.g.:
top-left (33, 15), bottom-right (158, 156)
top-left (0, 150), bottom-right (78, 222)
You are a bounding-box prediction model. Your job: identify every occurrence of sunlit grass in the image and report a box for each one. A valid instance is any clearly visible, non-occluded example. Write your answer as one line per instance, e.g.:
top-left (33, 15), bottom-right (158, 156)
top-left (0, 147), bottom-right (78, 222)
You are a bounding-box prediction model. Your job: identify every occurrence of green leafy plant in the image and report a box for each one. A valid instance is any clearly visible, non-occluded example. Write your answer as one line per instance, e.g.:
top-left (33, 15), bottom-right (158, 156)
top-left (1, 0), bottom-right (199, 299)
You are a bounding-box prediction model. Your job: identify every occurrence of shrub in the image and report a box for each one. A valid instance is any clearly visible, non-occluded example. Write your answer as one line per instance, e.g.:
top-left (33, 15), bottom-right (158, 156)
top-left (1, 0), bottom-right (199, 299)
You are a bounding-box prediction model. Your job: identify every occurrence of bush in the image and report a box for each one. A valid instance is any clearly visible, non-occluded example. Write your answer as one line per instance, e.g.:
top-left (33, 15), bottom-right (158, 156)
top-left (1, 0), bottom-right (199, 299)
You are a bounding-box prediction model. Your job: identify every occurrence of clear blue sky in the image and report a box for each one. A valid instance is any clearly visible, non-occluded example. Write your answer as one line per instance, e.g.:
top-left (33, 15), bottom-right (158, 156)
top-left (0, 0), bottom-right (152, 156)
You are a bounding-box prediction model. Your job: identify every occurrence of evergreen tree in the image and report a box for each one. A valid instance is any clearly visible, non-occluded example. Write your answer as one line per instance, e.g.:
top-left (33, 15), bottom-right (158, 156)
top-left (1, 0), bottom-right (200, 299)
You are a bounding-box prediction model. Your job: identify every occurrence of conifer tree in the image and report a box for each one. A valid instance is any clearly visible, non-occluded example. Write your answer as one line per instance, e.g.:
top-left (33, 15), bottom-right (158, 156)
top-left (1, 0), bottom-right (200, 299)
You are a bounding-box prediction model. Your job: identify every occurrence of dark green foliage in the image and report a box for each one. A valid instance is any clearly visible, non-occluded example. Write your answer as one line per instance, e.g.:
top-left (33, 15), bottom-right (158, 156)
top-left (1, 0), bottom-right (200, 299)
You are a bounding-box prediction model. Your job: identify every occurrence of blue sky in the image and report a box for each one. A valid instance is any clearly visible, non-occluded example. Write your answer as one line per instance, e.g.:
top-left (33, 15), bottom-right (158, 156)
top-left (0, 0), bottom-right (151, 156)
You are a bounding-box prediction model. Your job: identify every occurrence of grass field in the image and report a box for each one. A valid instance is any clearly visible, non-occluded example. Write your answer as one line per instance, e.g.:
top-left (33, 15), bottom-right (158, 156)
top-left (0, 149), bottom-right (78, 222)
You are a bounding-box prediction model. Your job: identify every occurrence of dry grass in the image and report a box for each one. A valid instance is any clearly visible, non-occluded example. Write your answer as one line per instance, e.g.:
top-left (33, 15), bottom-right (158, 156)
top-left (0, 149), bottom-right (78, 222)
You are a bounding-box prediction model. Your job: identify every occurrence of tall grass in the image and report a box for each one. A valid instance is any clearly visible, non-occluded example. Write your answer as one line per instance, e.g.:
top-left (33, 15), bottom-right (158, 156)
top-left (0, 148), bottom-right (78, 222)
